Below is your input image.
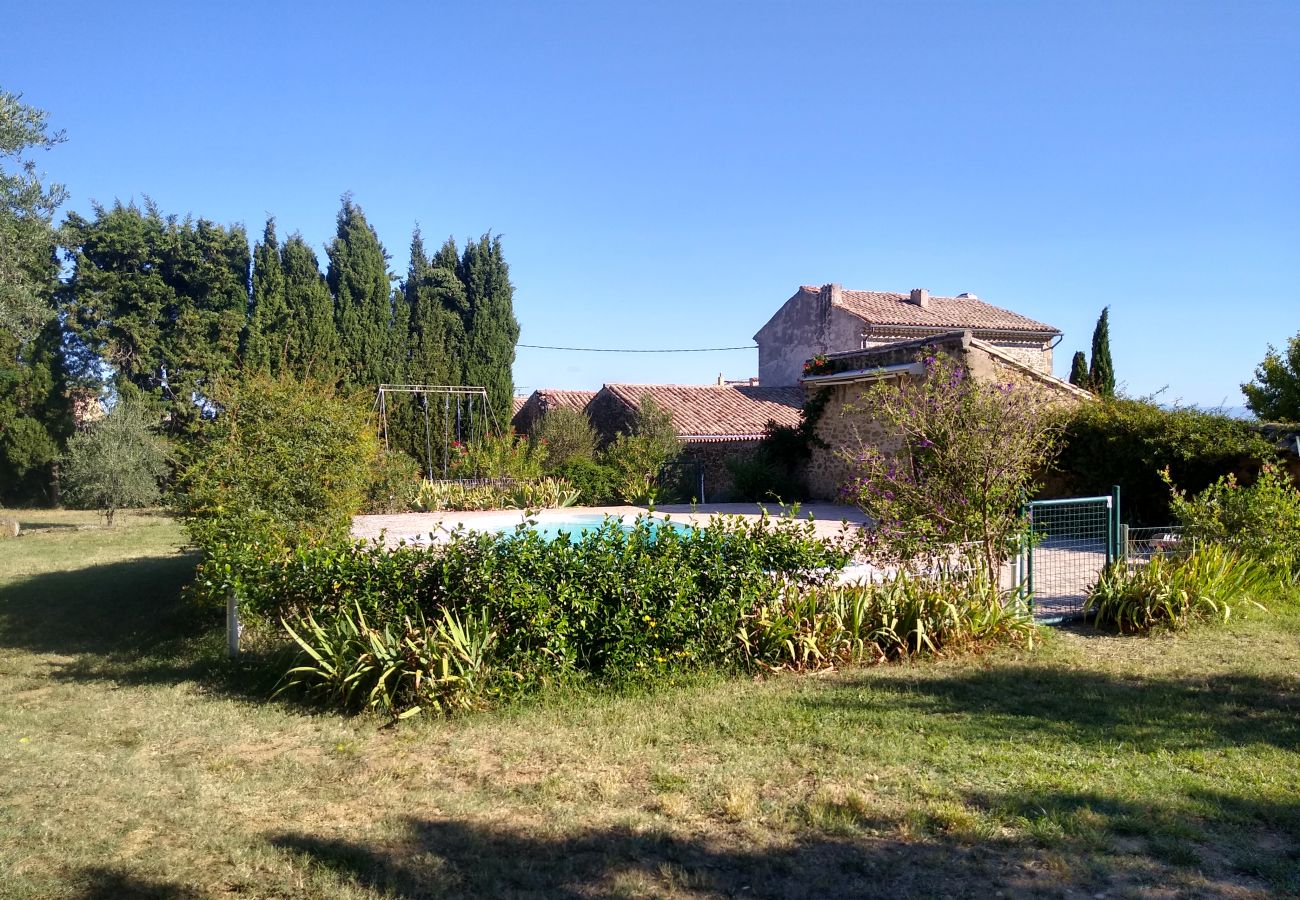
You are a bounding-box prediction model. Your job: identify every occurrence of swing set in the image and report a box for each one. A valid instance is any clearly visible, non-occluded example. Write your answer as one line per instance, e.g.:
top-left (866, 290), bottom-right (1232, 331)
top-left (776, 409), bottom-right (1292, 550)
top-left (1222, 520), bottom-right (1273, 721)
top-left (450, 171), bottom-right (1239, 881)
top-left (373, 384), bottom-right (502, 480)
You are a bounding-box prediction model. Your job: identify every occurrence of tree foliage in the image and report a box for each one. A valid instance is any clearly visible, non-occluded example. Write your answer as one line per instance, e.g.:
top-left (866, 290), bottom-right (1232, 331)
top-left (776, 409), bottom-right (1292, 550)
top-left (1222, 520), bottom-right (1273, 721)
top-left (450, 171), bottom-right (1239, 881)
top-left (1088, 306), bottom-right (1115, 398)
top-left (535, 406), bottom-right (598, 469)
top-left (328, 197), bottom-right (394, 391)
top-left (457, 234), bottom-right (519, 424)
top-left (1054, 397), bottom-right (1276, 524)
top-left (1241, 331), bottom-right (1300, 423)
top-left (605, 395), bottom-right (682, 503)
top-left (0, 89), bottom-right (67, 341)
top-left (244, 218), bottom-right (289, 376)
top-left (62, 401), bottom-right (169, 524)
top-left (1068, 351), bottom-right (1089, 389)
top-left (60, 201), bottom-right (250, 433)
top-left (840, 352), bottom-right (1063, 583)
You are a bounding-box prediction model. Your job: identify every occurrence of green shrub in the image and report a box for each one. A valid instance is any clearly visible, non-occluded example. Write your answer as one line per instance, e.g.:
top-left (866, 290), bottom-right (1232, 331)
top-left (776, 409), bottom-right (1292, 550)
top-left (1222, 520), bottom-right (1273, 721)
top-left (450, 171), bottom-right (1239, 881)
top-left (238, 512), bottom-right (852, 696)
top-left (450, 431), bottom-right (545, 480)
top-left (175, 374), bottom-right (379, 605)
top-left (1165, 464), bottom-right (1300, 582)
top-left (535, 407), bottom-right (598, 469)
top-left (413, 476), bottom-right (578, 511)
top-left (275, 603), bottom-right (496, 719)
top-left (726, 455), bottom-right (807, 504)
top-left (602, 395), bottom-right (681, 503)
top-left (1085, 545), bottom-right (1272, 633)
top-left (364, 450), bottom-right (421, 514)
top-left (553, 457), bottom-right (618, 505)
top-left (1054, 398), bottom-right (1275, 524)
top-left (62, 401), bottom-right (170, 525)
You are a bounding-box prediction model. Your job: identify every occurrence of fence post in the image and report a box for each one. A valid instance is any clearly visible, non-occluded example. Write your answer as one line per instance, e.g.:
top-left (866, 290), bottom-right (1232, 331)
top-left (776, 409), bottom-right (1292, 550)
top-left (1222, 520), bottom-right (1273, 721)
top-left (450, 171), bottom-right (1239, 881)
top-left (227, 588), bottom-right (240, 659)
top-left (1119, 523), bottom-right (1130, 563)
top-left (1111, 485), bottom-right (1122, 564)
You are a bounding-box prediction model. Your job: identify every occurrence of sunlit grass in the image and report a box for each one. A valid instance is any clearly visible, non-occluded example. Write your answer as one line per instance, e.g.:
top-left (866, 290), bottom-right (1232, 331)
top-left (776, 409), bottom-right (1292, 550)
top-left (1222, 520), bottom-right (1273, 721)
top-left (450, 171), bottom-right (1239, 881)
top-left (1, 512), bottom-right (1297, 897)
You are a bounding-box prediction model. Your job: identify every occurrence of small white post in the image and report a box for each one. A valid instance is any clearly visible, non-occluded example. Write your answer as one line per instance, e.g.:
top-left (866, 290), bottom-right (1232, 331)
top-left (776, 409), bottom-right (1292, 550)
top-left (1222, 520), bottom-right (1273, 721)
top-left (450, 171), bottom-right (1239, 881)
top-left (226, 588), bottom-right (240, 659)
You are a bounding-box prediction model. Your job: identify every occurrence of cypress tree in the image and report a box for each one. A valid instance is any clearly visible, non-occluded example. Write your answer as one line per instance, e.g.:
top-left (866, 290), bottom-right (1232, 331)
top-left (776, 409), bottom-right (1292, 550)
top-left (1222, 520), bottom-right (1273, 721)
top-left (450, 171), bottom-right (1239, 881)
top-left (404, 229), bottom-right (462, 387)
top-left (327, 196), bottom-right (393, 391)
top-left (1088, 307), bottom-right (1115, 398)
top-left (245, 218), bottom-right (289, 375)
top-left (457, 233), bottom-right (519, 426)
top-left (1068, 351), bottom-right (1090, 389)
top-left (281, 234), bottom-right (339, 383)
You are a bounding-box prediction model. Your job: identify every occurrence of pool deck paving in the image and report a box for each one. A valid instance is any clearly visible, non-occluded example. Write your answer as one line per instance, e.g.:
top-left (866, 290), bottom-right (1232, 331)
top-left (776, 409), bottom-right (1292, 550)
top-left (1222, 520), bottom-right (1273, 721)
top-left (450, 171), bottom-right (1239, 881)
top-left (352, 502), bottom-right (872, 549)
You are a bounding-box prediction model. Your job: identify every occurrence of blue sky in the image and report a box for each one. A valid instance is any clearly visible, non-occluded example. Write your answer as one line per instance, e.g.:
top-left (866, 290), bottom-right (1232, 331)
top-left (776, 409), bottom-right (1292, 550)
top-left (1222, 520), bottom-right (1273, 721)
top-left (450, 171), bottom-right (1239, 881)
top-left (5, 1), bottom-right (1297, 407)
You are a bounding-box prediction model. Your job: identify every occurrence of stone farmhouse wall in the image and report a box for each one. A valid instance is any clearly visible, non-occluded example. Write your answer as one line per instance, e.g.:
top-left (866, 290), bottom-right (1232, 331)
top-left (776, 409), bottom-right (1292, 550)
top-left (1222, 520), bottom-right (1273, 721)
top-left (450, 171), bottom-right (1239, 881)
top-left (803, 332), bottom-right (1086, 501)
top-left (677, 440), bottom-right (760, 503)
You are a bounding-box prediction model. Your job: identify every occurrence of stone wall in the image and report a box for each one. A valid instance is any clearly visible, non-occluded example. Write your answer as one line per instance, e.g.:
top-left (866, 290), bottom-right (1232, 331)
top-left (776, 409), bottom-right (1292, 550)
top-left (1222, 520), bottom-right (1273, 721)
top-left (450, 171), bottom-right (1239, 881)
top-left (678, 440), bottom-right (761, 502)
top-left (802, 332), bottom-right (1085, 500)
top-left (755, 287), bottom-right (865, 386)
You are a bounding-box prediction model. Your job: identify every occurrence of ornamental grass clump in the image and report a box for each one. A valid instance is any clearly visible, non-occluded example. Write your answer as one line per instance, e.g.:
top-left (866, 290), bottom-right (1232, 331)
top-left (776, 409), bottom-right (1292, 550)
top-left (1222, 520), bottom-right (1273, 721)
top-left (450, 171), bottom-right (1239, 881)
top-left (1085, 545), bottom-right (1272, 633)
top-left (738, 561), bottom-right (1034, 672)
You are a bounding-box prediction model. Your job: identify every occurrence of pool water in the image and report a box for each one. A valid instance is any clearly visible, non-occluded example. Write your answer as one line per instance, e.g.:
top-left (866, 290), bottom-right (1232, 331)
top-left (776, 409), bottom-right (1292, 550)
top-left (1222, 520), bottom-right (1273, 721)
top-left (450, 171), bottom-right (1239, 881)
top-left (497, 514), bottom-right (694, 542)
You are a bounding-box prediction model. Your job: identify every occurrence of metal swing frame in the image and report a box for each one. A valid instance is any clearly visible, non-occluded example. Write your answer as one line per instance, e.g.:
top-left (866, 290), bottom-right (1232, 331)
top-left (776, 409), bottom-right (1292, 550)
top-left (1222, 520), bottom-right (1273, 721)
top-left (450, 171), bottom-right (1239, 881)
top-left (373, 384), bottom-right (501, 479)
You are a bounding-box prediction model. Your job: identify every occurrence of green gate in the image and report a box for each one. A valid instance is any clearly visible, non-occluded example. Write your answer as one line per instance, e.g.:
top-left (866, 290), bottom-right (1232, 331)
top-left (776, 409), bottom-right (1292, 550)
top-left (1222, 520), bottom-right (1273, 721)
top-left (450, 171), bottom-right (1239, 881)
top-left (1025, 487), bottom-right (1120, 622)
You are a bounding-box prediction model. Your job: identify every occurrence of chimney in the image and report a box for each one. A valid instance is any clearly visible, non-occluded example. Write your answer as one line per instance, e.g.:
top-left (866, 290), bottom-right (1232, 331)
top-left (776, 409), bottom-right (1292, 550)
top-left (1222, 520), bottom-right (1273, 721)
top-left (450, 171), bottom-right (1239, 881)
top-left (909, 288), bottom-right (930, 308)
top-left (827, 283), bottom-right (843, 306)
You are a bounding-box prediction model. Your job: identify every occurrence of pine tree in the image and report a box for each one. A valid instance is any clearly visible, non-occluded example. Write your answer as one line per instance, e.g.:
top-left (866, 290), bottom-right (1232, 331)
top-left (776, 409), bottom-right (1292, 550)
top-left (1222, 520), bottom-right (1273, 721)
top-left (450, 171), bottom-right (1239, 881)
top-left (1068, 351), bottom-right (1090, 389)
top-left (1088, 307), bottom-right (1115, 398)
top-left (457, 233), bottom-right (519, 426)
top-left (244, 218), bottom-right (289, 375)
top-left (281, 234), bottom-right (339, 383)
top-left (327, 196), bottom-right (394, 391)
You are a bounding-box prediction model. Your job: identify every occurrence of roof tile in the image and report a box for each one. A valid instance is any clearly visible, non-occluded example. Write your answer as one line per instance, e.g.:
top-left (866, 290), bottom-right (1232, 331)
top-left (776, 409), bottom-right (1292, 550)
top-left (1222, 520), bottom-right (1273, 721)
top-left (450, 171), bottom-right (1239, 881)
top-left (601, 383), bottom-right (803, 439)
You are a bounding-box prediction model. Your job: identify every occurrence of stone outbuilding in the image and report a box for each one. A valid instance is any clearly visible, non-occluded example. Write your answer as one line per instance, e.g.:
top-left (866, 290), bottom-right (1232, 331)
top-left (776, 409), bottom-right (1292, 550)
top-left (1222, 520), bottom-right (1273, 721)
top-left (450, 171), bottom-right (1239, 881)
top-left (586, 383), bottom-right (805, 501)
top-left (511, 389), bottom-right (597, 435)
top-left (754, 283), bottom-right (1062, 386)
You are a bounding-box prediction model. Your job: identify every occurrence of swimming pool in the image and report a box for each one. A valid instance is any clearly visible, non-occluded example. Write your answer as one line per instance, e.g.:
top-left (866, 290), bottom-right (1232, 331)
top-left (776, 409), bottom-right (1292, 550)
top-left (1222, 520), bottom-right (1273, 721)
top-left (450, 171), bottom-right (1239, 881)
top-left (489, 512), bottom-right (694, 542)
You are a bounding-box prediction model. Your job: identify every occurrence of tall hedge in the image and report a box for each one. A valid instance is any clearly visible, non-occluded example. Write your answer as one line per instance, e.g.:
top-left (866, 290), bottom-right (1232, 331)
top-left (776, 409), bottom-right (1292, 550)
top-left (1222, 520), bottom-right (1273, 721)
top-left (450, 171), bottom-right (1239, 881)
top-left (1052, 398), bottom-right (1276, 524)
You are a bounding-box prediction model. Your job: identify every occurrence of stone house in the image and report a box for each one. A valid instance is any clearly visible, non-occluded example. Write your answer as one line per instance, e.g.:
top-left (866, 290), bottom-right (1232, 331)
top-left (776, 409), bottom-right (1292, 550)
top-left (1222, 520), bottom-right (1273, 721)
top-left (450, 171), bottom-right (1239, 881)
top-left (586, 383), bottom-right (804, 501)
top-left (511, 389), bottom-right (597, 435)
top-left (754, 284), bottom-right (1061, 386)
top-left (798, 330), bottom-right (1091, 500)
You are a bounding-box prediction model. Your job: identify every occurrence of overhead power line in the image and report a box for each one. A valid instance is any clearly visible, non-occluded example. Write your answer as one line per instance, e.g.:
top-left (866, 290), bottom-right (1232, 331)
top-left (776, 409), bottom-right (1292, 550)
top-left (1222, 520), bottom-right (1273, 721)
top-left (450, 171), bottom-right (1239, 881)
top-left (518, 343), bottom-right (758, 353)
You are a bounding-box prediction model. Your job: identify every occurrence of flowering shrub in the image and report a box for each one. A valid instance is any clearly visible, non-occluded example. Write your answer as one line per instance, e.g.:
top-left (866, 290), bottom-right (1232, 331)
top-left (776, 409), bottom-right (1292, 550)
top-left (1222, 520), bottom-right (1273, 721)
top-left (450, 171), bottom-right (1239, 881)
top-left (839, 352), bottom-right (1063, 583)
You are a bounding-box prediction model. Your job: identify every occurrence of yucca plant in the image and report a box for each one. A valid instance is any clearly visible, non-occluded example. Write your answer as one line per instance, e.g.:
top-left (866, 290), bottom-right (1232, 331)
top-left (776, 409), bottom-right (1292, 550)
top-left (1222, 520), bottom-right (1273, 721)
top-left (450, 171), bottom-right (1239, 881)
top-left (275, 603), bottom-right (499, 718)
top-left (1086, 545), bottom-right (1272, 633)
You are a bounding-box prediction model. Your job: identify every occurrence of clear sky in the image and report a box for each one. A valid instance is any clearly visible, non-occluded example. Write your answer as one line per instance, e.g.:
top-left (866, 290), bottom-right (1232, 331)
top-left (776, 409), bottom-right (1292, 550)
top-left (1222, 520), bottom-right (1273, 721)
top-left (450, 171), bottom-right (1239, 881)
top-left (4, 0), bottom-right (1297, 408)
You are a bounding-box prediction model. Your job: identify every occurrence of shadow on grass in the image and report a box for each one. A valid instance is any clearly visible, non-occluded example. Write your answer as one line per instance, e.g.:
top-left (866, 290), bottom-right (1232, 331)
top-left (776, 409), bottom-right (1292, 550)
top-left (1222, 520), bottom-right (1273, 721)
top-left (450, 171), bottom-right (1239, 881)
top-left (271, 816), bottom-right (1035, 899)
top-left (800, 663), bottom-right (1300, 754)
top-left (0, 554), bottom-right (292, 698)
top-left (267, 792), bottom-right (1296, 900)
top-left (66, 867), bottom-right (206, 900)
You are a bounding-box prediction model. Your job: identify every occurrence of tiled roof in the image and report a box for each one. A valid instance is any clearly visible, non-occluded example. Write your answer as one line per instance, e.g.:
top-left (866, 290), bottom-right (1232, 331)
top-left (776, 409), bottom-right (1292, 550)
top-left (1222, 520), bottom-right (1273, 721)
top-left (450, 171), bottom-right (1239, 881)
top-left (799, 284), bottom-right (1059, 334)
top-left (511, 395), bottom-right (528, 416)
top-left (601, 383), bottom-right (803, 440)
top-left (531, 389), bottom-right (597, 412)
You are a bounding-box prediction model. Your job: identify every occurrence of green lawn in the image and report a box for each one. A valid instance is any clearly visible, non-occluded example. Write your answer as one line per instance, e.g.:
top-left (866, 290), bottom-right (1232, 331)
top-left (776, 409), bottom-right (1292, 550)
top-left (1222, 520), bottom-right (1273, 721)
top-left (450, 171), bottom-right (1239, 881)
top-left (1, 511), bottom-right (1297, 899)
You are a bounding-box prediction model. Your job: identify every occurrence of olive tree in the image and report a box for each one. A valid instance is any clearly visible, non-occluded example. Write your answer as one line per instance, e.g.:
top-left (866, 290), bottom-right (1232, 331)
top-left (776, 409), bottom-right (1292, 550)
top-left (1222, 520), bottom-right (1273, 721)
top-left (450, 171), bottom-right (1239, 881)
top-left (62, 402), bottom-right (169, 525)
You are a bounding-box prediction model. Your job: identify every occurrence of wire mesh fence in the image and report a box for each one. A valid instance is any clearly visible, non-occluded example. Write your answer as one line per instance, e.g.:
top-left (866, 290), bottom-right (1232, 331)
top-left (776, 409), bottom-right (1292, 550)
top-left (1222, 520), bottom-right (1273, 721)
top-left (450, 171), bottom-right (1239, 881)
top-left (1121, 525), bottom-right (1188, 564)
